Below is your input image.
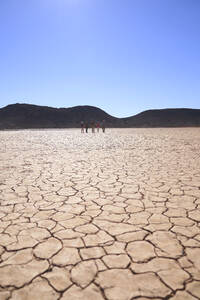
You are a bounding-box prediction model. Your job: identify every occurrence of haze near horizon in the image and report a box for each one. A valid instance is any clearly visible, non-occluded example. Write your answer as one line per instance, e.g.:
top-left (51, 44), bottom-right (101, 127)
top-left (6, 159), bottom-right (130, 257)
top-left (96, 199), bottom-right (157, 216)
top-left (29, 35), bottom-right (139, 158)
top-left (0, 0), bottom-right (200, 117)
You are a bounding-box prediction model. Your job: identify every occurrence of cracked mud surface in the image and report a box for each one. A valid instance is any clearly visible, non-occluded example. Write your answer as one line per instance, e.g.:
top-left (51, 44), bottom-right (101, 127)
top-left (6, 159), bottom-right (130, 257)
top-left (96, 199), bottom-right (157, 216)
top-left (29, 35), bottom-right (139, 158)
top-left (0, 128), bottom-right (200, 300)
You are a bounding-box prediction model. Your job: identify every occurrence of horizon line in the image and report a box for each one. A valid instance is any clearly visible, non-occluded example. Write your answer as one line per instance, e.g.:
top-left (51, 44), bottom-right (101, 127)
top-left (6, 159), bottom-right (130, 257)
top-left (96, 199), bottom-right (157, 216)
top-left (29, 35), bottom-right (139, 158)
top-left (1, 102), bottom-right (200, 119)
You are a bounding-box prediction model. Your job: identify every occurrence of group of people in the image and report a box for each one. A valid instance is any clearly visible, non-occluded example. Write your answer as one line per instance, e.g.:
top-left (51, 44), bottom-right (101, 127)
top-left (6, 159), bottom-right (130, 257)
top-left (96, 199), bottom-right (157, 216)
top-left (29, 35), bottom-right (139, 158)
top-left (81, 120), bottom-right (106, 133)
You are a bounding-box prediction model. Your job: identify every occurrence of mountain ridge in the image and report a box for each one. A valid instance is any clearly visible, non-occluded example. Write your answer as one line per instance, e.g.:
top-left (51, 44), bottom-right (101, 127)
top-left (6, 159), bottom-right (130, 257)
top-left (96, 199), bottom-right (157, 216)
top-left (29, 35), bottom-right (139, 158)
top-left (0, 103), bottom-right (200, 129)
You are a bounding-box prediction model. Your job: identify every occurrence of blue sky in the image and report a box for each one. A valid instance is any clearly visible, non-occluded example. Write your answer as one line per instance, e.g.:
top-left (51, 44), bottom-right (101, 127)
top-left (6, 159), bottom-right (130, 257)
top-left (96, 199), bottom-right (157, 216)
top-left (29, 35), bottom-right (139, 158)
top-left (0, 0), bottom-right (200, 117)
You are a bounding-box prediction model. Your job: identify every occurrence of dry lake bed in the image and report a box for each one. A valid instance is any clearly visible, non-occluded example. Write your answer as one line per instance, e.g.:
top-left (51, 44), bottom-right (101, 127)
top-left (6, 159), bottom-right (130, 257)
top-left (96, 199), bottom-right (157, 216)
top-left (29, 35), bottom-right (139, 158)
top-left (0, 128), bottom-right (200, 300)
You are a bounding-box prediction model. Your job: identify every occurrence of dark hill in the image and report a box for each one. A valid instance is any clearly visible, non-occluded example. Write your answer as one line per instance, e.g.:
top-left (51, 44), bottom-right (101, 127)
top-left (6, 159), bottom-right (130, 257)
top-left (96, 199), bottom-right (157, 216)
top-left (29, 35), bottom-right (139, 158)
top-left (0, 103), bottom-right (118, 129)
top-left (0, 104), bottom-right (200, 129)
top-left (121, 108), bottom-right (200, 127)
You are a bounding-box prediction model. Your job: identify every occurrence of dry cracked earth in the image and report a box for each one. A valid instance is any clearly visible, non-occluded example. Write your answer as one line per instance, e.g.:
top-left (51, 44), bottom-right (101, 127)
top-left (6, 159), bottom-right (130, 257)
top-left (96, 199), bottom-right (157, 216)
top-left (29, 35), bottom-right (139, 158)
top-left (0, 128), bottom-right (200, 300)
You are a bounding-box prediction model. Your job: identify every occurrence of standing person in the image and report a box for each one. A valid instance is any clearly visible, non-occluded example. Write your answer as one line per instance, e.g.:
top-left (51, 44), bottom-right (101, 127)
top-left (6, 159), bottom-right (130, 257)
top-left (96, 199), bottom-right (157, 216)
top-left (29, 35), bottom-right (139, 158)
top-left (91, 121), bottom-right (95, 133)
top-left (85, 121), bottom-right (89, 133)
top-left (81, 121), bottom-right (84, 133)
top-left (96, 121), bottom-right (100, 132)
top-left (102, 120), bottom-right (106, 133)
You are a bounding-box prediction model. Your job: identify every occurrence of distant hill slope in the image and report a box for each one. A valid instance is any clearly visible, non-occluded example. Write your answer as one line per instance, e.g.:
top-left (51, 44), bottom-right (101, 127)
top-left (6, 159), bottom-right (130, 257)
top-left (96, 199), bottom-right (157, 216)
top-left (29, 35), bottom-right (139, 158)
top-left (121, 108), bottom-right (200, 127)
top-left (0, 103), bottom-right (200, 129)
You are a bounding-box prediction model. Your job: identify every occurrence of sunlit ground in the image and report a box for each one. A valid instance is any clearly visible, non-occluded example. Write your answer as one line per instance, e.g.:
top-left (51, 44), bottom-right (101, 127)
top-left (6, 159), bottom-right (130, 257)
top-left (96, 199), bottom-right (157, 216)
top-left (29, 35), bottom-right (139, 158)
top-left (0, 128), bottom-right (200, 299)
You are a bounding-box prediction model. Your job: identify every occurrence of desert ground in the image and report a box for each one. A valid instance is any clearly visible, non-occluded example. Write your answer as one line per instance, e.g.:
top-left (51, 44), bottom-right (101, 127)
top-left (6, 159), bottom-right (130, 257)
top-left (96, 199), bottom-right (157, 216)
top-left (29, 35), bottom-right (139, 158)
top-left (0, 128), bottom-right (200, 300)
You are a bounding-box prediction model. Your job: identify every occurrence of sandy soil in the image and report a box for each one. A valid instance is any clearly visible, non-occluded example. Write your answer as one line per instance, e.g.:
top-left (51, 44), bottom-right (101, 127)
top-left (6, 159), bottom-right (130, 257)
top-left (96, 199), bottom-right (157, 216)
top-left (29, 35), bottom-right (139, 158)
top-left (0, 128), bottom-right (200, 299)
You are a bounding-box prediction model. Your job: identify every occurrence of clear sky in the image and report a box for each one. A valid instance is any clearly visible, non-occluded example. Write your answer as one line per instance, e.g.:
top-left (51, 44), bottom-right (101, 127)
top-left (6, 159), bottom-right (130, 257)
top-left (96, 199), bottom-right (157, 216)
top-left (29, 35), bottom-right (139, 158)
top-left (0, 0), bottom-right (200, 117)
